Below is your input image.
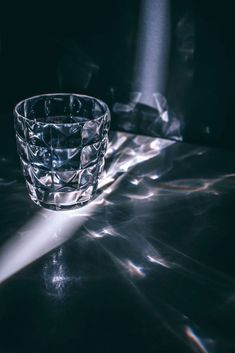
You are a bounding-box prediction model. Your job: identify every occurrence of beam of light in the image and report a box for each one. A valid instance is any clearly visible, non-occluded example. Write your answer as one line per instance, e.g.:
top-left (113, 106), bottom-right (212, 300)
top-left (0, 170), bottom-right (128, 284)
top-left (123, 260), bottom-right (146, 278)
top-left (0, 170), bottom-right (127, 284)
top-left (0, 132), bottom-right (173, 284)
top-left (87, 226), bottom-right (121, 240)
top-left (0, 192), bottom-right (106, 284)
top-left (146, 255), bottom-right (170, 268)
top-left (125, 191), bottom-right (155, 200)
top-left (133, 0), bottom-right (171, 107)
top-left (185, 326), bottom-right (211, 353)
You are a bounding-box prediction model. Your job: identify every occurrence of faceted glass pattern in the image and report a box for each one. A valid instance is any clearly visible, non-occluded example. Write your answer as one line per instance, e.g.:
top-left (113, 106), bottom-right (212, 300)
top-left (14, 94), bottom-right (111, 210)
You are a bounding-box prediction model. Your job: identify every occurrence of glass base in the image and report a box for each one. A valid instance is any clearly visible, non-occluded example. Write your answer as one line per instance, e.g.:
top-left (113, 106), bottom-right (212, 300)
top-left (30, 196), bottom-right (93, 211)
top-left (26, 180), bottom-right (98, 211)
top-left (27, 181), bottom-right (98, 211)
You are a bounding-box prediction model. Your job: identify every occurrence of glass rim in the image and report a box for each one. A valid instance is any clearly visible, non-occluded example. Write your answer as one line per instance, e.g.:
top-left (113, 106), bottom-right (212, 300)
top-left (14, 93), bottom-right (110, 126)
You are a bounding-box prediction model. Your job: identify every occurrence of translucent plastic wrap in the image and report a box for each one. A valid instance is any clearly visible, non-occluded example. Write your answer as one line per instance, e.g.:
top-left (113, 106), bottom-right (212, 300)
top-left (112, 92), bottom-right (183, 141)
top-left (110, 2), bottom-right (195, 144)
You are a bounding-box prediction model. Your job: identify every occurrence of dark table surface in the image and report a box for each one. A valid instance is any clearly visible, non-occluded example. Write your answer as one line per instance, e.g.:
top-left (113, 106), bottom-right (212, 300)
top-left (0, 130), bottom-right (235, 353)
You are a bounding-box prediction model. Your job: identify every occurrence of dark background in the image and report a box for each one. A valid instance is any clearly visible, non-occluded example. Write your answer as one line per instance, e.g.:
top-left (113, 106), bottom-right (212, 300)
top-left (1, 3), bottom-right (235, 353)
top-left (1, 0), bottom-right (235, 148)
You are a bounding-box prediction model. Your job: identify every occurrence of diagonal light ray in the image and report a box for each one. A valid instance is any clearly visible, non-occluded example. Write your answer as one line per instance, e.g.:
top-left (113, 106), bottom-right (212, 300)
top-left (0, 133), bottom-right (173, 283)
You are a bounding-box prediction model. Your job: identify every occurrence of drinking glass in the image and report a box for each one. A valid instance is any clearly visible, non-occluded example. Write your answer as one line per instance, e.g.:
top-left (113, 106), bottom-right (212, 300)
top-left (14, 93), bottom-right (111, 210)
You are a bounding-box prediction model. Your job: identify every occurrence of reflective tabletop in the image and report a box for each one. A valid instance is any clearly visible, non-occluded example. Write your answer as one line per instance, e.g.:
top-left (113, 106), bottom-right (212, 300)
top-left (1, 128), bottom-right (235, 353)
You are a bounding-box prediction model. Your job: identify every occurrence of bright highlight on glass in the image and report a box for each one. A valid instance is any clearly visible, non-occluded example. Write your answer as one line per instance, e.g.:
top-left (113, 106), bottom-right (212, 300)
top-left (14, 93), bottom-right (111, 210)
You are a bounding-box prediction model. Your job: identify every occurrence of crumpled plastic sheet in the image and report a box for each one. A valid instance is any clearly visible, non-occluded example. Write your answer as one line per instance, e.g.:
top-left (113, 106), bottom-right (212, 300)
top-left (0, 131), bottom-right (235, 352)
top-left (112, 92), bottom-right (183, 142)
top-left (110, 10), bottom-right (195, 144)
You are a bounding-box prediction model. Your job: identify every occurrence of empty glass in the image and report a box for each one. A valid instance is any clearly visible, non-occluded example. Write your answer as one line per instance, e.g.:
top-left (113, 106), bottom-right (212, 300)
top-left (14, 93), bottom-right (111, 210)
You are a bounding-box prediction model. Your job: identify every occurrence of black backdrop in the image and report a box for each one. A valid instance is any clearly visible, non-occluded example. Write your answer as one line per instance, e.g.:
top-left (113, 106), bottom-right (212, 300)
top-left (1, 0), bottom-right (235, 148)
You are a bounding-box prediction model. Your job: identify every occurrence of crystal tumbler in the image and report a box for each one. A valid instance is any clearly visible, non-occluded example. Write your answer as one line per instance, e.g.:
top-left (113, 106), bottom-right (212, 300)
top-left (14, 93), bottom-right (111, 210)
